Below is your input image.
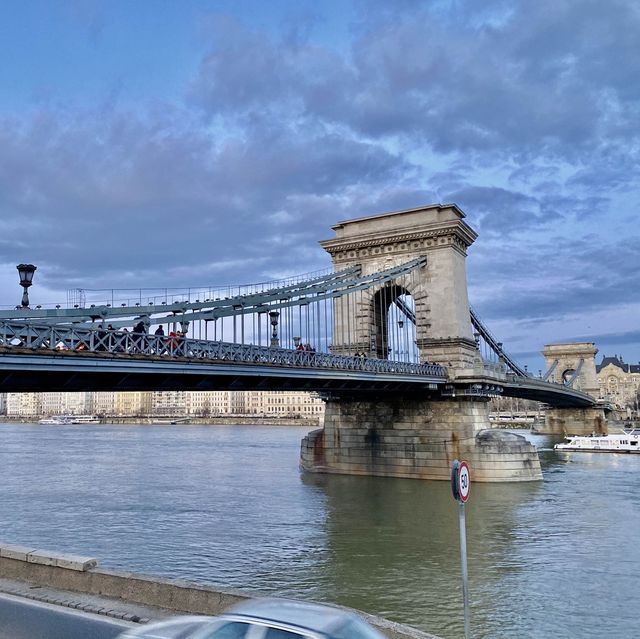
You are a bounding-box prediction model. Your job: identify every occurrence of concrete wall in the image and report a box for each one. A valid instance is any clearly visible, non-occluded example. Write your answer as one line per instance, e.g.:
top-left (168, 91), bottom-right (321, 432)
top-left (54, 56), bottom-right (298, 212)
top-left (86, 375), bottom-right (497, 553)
top-left (0, 545), bottom-right (439, 639)
top-left (301, 397), bottom-right (541, 482)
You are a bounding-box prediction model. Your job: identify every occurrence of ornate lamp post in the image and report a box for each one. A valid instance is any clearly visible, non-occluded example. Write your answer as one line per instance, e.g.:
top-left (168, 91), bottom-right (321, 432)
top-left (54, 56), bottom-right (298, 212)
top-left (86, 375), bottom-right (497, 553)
top-left (16, 264), bottom-right (37, 308)
top-left (269, 310), bottom-right (280, 347)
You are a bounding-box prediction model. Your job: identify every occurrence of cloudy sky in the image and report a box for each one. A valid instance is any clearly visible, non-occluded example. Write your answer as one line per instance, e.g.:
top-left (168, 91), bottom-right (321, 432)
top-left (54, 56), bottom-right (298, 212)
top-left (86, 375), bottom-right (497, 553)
top-left (0, 0), bottom-right (638, 371)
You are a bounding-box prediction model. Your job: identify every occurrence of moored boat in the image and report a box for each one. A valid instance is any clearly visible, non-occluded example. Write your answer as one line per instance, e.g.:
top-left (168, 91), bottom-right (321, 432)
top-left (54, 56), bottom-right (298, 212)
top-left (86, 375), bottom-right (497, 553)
top-left (554, 428), bottom-right (640, 453)
top-left (70, 415), bottom-right (101, 424)
top-left (38, 416), bottom-right (73, 425)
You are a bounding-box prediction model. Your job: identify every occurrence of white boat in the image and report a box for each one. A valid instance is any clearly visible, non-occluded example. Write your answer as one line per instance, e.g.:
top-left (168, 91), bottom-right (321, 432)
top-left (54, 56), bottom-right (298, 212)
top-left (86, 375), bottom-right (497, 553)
top-left (554, 428), bottom-right (640, 453)
top-left (70, 415), bottom-right (101, 424)
top-left (38, 416), bottom-right (73, 425)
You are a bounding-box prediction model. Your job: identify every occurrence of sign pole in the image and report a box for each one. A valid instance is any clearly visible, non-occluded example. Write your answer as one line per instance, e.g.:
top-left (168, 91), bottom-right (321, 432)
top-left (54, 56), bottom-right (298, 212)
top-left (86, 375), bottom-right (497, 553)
top-left (458, 500), bottom-right (470, 639)
top-left (451, 459), bottom-right (471, 639)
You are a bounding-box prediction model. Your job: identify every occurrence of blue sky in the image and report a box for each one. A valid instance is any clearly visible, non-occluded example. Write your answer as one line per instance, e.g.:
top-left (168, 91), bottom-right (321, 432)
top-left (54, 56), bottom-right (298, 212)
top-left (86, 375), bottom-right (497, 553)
top-left (0, 0), bottom-right (638, 372)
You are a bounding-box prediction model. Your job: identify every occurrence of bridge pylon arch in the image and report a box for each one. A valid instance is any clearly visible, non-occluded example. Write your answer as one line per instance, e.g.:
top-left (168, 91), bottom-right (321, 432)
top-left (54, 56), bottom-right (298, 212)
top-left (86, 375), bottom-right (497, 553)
top-left (321, 203), bottom-right (478, 376)
top-left (303, 203), bottom-right (543, 483)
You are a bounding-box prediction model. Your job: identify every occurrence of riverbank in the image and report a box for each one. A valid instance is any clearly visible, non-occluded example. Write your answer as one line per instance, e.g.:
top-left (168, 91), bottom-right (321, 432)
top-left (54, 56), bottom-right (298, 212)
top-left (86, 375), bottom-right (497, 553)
top-left (0, 543), bottom-right (439, 639)
top-left (0, 415), bottom-right (321, 427)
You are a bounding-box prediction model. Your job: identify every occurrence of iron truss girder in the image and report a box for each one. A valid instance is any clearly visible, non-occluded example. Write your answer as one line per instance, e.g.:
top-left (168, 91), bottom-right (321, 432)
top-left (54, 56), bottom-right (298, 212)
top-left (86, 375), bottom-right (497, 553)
top-left (542, 359), bottom-right (559, 381)
top-left (0, 258), bottom-right (427, 329)
top-left (392, 298), bottom-right (530, 379)
top-left (0, 350), bottom-right (448, 394)
top-left (0, 266), bottom-right (360, 323)
top-left (469, 307), bottom-right (528, 377)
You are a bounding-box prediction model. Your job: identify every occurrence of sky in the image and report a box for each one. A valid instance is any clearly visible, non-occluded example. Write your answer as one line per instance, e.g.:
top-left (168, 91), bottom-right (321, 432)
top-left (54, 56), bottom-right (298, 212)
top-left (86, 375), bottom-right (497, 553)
top-left (0, 0), bottom-right (638, 372)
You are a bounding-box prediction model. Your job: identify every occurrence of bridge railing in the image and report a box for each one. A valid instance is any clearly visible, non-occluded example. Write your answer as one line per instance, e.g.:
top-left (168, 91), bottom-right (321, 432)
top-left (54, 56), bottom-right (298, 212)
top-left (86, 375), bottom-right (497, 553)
top-left (0, 321), bottom-right (447, 378)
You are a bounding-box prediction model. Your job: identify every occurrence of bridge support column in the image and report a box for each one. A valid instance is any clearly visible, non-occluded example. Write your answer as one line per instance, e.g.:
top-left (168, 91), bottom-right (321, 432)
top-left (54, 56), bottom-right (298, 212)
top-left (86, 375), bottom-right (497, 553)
top-left (538, 407), bottom-right (608, 436)
top-left (301, 397), bottom-right (541, 482)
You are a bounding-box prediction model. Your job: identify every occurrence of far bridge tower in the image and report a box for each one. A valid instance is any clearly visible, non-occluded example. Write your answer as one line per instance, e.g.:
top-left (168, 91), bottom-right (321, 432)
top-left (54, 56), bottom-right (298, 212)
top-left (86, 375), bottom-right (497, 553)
top-left (541, 342), bottom-right (607, 435)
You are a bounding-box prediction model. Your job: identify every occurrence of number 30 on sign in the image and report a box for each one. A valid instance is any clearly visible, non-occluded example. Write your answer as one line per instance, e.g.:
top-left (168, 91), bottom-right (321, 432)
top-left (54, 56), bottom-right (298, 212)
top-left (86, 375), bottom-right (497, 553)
top-left (451, 460), bottom-right (471, 503)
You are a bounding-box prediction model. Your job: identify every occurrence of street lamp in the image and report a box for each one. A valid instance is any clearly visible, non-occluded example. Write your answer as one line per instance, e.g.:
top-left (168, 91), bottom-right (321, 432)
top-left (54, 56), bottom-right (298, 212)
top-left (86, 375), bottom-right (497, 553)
top-left (269, 310), bottom-right (280, 347)
top-left (16, 264), bottom-right (37, 308)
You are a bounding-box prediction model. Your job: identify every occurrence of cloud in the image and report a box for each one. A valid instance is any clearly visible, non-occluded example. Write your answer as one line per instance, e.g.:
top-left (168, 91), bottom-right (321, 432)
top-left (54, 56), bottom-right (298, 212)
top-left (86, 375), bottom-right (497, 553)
top-left (190, 2), bottom-right (640, 161)
top-left (1, 0), bottom-right (639, 371)
top-left (0, 104), bottom-right (410, 295)
top-left (469, 233), bottom-right (640, 326)
top-left (444, 185), bottom-right (552, 234)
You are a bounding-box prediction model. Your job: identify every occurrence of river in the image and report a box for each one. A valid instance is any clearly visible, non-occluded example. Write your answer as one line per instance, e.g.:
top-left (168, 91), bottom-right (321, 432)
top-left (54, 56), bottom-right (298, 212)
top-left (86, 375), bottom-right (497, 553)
top-left (0, 422), bottom-right (637, 638)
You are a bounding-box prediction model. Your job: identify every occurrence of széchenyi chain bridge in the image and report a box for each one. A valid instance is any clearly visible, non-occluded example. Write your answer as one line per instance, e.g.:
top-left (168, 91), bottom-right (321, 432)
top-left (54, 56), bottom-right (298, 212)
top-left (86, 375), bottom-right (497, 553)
top-left (0, 204), bottom-right (602, 482)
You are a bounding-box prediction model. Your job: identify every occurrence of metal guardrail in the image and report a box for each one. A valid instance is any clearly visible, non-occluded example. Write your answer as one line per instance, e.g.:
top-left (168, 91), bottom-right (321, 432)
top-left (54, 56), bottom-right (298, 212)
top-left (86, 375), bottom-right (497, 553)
top-left (0, 321), bottom-right (448, 378)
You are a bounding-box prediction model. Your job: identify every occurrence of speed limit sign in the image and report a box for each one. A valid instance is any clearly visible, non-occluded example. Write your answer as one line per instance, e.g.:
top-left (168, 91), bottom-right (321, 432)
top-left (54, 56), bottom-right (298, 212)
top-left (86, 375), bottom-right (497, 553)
top-left (451, 459), bottom-right (471, 639)
top-left (451, 460), bottom-right (471, 503)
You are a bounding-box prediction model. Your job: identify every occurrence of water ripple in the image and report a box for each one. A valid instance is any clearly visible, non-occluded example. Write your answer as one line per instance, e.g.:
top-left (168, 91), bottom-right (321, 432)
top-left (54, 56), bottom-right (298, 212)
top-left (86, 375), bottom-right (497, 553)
top-left (0, 423), bottom-right (637, 639)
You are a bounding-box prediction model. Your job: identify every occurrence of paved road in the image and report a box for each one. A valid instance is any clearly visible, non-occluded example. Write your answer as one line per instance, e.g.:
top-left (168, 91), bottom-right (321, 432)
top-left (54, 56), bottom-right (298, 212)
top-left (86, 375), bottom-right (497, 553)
top-left (0, 593), bottom-right (134, 639)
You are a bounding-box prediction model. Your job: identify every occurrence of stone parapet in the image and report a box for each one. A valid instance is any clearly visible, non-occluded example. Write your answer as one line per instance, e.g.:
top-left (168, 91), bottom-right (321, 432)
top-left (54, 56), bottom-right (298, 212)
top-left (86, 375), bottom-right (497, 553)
top-left (0, 543), bottom-right (97, 570)
top-left (0, 549), bottom-right (439, 639)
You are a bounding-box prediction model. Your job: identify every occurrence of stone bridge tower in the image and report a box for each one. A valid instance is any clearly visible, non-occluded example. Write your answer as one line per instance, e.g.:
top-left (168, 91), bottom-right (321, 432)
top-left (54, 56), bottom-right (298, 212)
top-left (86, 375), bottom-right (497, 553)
top-left (541, 342), bottom-right (607, 435)
top-left (302, 204), bottom-right (542, 483)
top-left (542, 342), bottom-right (600, 396)
top-left (320, 204), bottom-right (478, 377)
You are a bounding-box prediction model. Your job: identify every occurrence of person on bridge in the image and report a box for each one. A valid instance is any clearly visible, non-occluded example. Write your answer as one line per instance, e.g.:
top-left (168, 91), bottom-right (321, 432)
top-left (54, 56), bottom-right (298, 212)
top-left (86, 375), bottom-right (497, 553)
top-left (167, 330), bottom-right (178, 354)
top-left (96, 324), bottom-right (108, 351)
top-left (175, 330), bottom-right (186, 356)
top-left (153, 325), bottom-right (165, 354)
top-left (106, 324), bottom-right (116, 351)
top-left (133, 320), bottom-right (147, 353)
top-left (167, 330), bottom-right (185, 356)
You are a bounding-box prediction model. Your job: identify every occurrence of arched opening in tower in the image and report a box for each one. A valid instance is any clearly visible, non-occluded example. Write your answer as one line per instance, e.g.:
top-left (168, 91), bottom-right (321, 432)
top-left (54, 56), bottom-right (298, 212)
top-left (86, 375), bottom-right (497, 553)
top-left (372, 285), bottom-right (419, 362)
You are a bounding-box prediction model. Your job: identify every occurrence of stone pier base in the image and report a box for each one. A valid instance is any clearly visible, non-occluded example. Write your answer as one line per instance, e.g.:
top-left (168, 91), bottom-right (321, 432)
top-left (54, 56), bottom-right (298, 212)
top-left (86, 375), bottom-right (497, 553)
top-left (538, 407), bottom-right (608, 435)
top-left (301, 397), bottom-right (541, 482)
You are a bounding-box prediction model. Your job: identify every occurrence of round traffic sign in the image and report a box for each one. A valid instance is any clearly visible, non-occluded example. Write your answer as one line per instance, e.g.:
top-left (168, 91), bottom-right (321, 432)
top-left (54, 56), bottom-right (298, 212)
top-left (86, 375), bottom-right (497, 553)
top-left (457, 461), bottom-right (470, 502)
top-left (451, 459), bottom-right (471, 503)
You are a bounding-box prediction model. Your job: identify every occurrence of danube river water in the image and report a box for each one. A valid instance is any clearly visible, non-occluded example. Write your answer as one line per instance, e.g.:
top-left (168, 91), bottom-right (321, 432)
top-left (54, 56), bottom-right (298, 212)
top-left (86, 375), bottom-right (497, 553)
top-left (0, 422), bottom-right (637, 638)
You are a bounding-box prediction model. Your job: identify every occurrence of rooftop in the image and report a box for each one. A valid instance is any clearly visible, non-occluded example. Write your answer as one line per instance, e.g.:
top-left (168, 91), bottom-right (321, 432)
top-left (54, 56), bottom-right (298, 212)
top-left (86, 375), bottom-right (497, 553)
top-left (596, 355), bottom-right (640, 374)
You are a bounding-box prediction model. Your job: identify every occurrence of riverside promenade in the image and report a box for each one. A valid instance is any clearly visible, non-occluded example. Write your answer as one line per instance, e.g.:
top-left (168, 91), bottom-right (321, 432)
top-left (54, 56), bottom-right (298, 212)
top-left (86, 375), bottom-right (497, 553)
top-left (0, 542), bottom-right (440, 639)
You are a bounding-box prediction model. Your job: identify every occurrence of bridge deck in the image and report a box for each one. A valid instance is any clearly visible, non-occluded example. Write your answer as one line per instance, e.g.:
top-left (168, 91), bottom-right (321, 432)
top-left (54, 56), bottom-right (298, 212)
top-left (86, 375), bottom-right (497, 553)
top-left (0, 347), bottom-right (446, 395)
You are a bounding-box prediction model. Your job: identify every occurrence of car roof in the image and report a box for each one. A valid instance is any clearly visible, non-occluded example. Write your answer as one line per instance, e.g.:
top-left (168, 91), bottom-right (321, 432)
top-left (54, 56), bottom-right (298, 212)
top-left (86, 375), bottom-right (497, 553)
top-left (223, 598), bottom-right (353, 634)
top-left (118, 616), bottom-right (215, 639)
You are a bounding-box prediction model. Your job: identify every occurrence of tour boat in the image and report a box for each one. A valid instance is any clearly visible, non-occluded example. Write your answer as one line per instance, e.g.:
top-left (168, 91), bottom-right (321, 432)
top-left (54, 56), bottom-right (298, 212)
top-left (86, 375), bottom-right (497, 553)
top-left (70, 415), bottom-right (101, 424)
top-left (38, 416), bottom-right (73, 425)
top-left (554, 429), bottom-right (640, 453)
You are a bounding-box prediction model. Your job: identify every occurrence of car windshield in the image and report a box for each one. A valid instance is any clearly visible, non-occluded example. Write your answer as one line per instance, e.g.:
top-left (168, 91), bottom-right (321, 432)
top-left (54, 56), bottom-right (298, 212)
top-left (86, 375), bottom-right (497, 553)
top-left (194, 621), bottom-right (252, 639)
top-left (330, 618), bottom-right (388, 639)
top-left (122, 618), bottom-right (215, 639)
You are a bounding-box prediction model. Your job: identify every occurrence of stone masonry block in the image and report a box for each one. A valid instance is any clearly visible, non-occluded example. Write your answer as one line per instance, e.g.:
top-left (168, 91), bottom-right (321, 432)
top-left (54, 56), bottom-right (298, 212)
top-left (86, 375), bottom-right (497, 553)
top-left (27, 550), bottom-right (58, 566)
top-left (0, 543), bottom-right (37, 561)
top-left (55, 553), bottom-right (99, 571)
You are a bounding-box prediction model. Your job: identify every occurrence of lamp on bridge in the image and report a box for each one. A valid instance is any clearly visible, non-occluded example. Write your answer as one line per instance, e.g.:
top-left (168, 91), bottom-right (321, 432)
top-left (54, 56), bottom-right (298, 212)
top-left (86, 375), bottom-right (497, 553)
top-left (16, 264), bottom-right (37, 308)
top-left (269, 310), bottom-right (280, 348)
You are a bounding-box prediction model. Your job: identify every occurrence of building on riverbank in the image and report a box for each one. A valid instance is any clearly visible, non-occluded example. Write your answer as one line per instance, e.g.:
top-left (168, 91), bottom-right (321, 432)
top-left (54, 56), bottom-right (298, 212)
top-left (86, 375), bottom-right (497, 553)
top-left (596, 355), bottom-right (640, 411)
top-left (1, 390), bottom-right (325, 420)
